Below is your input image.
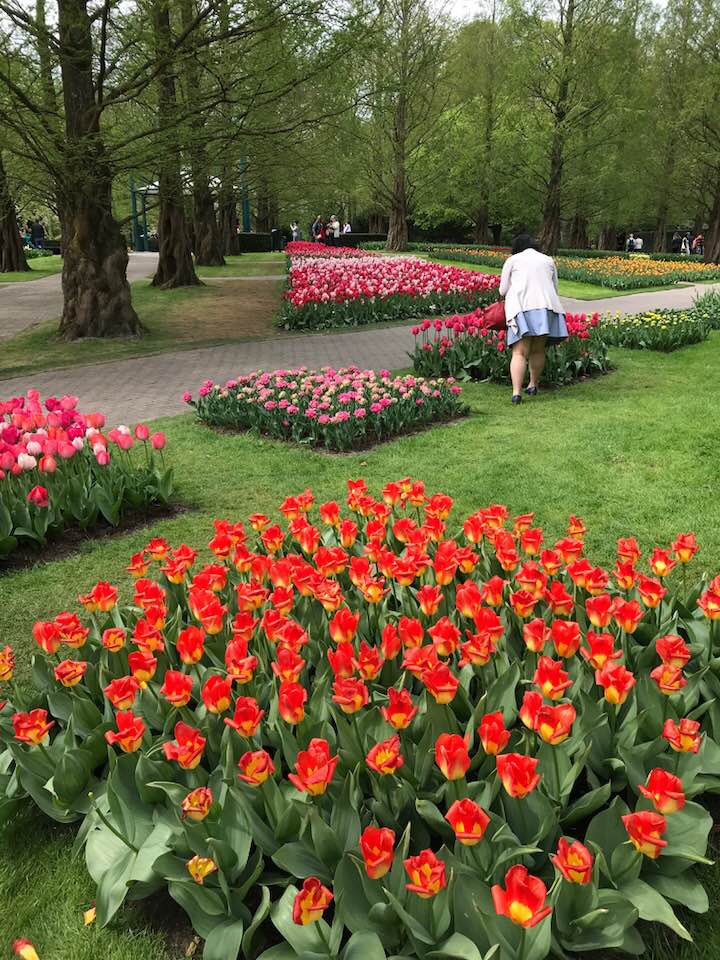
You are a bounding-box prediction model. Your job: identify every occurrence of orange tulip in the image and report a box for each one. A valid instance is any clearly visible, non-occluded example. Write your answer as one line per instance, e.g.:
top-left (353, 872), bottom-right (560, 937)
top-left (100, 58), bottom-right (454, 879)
top-left (672, 533), bottom-right (698, 564)
top-left (649, 547), bottom-right (676, 578)
top-left (595, 661), bottom-right (636, 705)
top-left (534, 703), bottom-right (576, 745)
top-left (617, 536), bottom-right (641, 565)
top-left (0, 644), bottom-right (14, 682)
top-left (360, 826), bottom-right (395, 879)
top-left (176, 626), bottom-right (206, 664)
top-left (585, 593), bottom-right (613, 628)
top-left (186, 855), bottom-right (218, 885)
top-left (356, 641), bottom-right (384, 680)
top-left (663, 718), bottom-right (701, 753)
top-left (492, 864), bottom-right (552, 928)
top-left (13, 709), bottom-right (54, 746)
top-left (655, 634), bottom-right (690, 668)
top-left (53, 658), bottom-right (87, 688)
top-left (622, 810), bottom-right (667, 859)
top-left (637, 574), bottom-right (667, 609)
top-left (159, 670), bottom-right (193, 707)
top-left (519, 691), bottom-right (543, 730)
top-left (101, 627), bottom-right (126, 652)
top-left (225, 696), bottom-right (265, 736)
top-left (329, 607), bottom-right (360, 644)
top-left (332, 677), bottom-right (369, 714)
top-left (421, 662), bottom-right (459, 704)
top-left (533, 656), bottom-right (572, 700)
top-left (13, 940), bottom-right (40, 960)
top-left (78, 581), bottom-right (118, 612)
top-left (445, 798), bottom-right (490, 845)
top-left (428, 617), bottom-right (461, 657)
top-left (523, 619), bottom-right (550, 653)
top-left (650, 663), bottom-right (686, 695)
top-left (580, 631), bottom-right (621, 670)
top-left (551, 619), bottom-right (581, 658)
top-left (182, 787), bottom-right (213, 821)
top-left (278, 680), bottom-right (308, 724)
top-left (104, 676), bottom-right (140, 709)
top-left (611, 598), bottom-right (644, 633)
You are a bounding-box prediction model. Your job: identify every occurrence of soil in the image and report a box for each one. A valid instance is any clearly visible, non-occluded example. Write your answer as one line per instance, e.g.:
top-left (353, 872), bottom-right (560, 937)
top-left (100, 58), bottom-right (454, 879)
top-left (163, 278), bottom-right (283, 341)
top-left (0, 502), bottom-right (193, 576)
top-left (201, 410), bottom-right (472, 455)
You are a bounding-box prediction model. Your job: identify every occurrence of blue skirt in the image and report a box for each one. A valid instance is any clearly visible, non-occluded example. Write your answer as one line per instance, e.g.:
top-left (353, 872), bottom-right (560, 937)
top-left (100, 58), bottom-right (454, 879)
top-left (507, 309), bottom-right (568, 346)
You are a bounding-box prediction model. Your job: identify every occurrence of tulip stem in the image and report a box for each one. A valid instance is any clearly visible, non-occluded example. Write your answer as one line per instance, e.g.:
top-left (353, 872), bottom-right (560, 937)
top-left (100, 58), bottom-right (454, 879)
top-left (93, 802), bottom-right (139, 853)
top-left (315, 919), bottom-right (332, 957)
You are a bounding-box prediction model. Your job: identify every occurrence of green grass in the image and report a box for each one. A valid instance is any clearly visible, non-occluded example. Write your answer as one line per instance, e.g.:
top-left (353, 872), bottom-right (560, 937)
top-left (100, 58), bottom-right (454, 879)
top-left (2, 334), bottom-right (720, 958)
top-left (0, 254), bottom-right (63, 282)
top-left (195, 254), bottom-right (286, 277)
top-left (422, 256), bottom-right (680, 301)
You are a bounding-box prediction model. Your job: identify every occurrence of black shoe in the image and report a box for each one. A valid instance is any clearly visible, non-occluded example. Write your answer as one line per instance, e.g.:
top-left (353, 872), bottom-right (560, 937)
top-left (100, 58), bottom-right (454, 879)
top-left (525, 386), bottom-right (538, 396)
top-left (512, 394), bottom-right (522, 405)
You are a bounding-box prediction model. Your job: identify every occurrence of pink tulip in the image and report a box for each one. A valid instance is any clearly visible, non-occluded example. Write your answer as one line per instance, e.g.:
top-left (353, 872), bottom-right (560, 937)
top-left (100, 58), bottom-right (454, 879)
top-left (151, 432), bottom-right (166, 450)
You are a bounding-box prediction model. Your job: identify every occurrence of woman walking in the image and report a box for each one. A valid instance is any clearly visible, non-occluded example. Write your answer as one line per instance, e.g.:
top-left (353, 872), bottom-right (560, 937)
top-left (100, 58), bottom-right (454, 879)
top-left (499, 234), bottom-right (568, 404)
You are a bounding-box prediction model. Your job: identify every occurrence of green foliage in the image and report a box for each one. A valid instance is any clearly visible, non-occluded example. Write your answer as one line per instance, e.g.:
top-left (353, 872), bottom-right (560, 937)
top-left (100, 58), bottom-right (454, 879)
top-left (600, 309), bottom-right (713, 351)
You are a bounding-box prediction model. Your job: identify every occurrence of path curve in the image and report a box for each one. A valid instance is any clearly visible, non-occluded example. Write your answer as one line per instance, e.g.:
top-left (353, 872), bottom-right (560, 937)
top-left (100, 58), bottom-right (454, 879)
top-left (0, 279), bottom-right (718, 426)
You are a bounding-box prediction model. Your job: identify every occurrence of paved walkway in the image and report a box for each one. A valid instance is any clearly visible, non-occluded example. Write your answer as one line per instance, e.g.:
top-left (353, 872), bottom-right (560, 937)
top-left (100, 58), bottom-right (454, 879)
top-left (0, 253), bottom-right (159, 340)
top-left (0, 275), bottom-right (717, 425)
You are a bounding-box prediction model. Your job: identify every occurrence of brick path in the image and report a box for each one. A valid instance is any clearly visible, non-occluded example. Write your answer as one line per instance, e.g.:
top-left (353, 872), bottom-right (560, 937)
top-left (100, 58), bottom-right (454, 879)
top-left (0, 274), bottom-right (717, 425)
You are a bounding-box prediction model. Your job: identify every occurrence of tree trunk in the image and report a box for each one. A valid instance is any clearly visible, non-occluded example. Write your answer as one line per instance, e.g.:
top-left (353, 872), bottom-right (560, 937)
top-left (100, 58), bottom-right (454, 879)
top-left (0, 155), bottom-right (30, 273)
top-left (57, 0), bottom-right (141, 339)
top-left (568, 211), bottom-right (589, 249)
top-left (386, 168), bottom-right (409, 251)
top-left (151, 0), bottom-right (201, 289)
top-left (37, 0), bottom-right (68, 250)
top-left (706, 180), bottom-right (720, 264)
top-left (472, 205), bottom-right (491, 244)
top-left (218, 181), bottom-right (239, 254)
top-left (538, 133), bottom-right (563, 255)
top-left (598, 223), bottom-right (616, 251)
top-left (180, 0), bottom-right (224, 267)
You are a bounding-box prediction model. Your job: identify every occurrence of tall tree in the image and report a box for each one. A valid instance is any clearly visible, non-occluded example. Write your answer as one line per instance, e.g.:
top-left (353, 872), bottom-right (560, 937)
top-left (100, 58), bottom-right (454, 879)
top-left (0, 154), bottom-right (29, 272)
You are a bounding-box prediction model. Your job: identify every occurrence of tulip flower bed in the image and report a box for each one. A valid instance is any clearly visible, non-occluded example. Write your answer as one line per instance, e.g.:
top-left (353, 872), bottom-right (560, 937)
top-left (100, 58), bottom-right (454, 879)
top-left (282, 255), bottom-right (500, 330)
top-left (601, 308), bottom-right (711, 351)
top-left (411, 310), bottom-right (610, 386)
top-left (284, 241), bottom-right (374, 259)
top-left (0, 391), bottom-right (174, 561)
top-left (2, 479), bottom-right (720, 960)
top-left (184, 367), bottom-right (466, 452)
top-left (383, 243), bottom-right (720, 290)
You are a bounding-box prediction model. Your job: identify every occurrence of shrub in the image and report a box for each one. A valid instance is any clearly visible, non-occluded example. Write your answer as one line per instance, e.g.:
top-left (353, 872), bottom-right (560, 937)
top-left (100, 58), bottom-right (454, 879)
top-left (184, 367), bottom-right (466, 451)
top-left (411, 309), bottom-right (610, 385)
top-left (1, 481), bottom-right (718, 960)
top-left (692, 290), bottom-right (720, 330)
top-left (600, 309), bottom-right (710, 351)
top-left (0, 391), bottom-right (174, 558)
top-left (22, 248), bottom-right (54, 259)
top-left (281, 255), bottom-right (499, 330)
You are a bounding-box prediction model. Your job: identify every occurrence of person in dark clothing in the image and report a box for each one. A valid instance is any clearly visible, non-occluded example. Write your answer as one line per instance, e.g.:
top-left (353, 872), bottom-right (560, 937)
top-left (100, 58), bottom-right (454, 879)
top-left (31, 219), bottom-right (46, 249)
top-left (671, 231), bottom-right (682, 254)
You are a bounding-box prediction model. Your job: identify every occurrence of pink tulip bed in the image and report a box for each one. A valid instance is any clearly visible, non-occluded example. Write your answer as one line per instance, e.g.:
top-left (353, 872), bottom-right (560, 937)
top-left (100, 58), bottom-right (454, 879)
top-left (184, 367), bottom-right (466, 452)
top-left (284, 242), bottom-right (374, 259)
top-left (411, 310), bottom-right (610, 386)
top-left (1, 479), bottom-right (719, 960)
top-left (281, 255), bottom-right (500, 330)
top-left (0, 391), bottom-right (174, 561)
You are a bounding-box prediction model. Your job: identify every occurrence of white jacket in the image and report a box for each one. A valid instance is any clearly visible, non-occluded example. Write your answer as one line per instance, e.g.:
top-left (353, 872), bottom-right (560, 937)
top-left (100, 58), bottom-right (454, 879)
top-left (499, 248), bottom-right (564, 320)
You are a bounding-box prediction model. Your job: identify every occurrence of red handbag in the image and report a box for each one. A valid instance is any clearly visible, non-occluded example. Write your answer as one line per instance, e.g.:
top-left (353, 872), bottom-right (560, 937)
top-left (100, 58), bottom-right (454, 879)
top-left (483, 299), bottom-right (506, 330)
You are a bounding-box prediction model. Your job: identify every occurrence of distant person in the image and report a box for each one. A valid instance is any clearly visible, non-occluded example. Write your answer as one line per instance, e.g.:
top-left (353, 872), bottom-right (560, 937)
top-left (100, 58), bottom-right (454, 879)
top-left (681, 235), bottom-right (691, 256)
top-left (626, 233), bottom-right (635, 252)
top-left (634, 235), bottom-right (644, 251)
top-left (31, 219), bottom-right (46, 249)
top-left (328, 215), bottom-right (341, 245)
top-left (499, 234), bottom-right (568, 406)
top-left (311, 216), bottom-right (322, 242)
top-left (671, 231), bottom-right (682, 254)
top-left (343, 221), bottom-right (352, 234)
top-left (290, 221), bottom-right (300, 241)
top-left (692, 233), bottom-right (704, 256)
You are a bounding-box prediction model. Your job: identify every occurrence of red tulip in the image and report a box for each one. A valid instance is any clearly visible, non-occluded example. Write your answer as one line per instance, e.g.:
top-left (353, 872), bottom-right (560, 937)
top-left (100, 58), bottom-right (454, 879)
top-left (13, 708), bottom-right (54, 746)
top-left (445, 798), bottom-right (490, 845)
top-left (580, 631), bottom-right (621, 670)
top-left (381, 687), bottom-right (418, 730)
top-left (638, 768), bottom-right (685, 814)
top-left (366, 734), bottom-right (404, 775)
top-left (360, 826), bottom-right (395, 879)
top-left (289, 738), bottom-right (338, 795)
top-left (662, 718), bottom-right (701, 753)
top-left (523, 618), bottom-right (550, 653)
top-left (182, 787), bottom-right (213, 821)
top-left (292, 877), bottom-right (333, 925)
top-left (160, 670), bottom-right (193, 707)
top-left (278, 680), bottom-right (308, 724)
top-left (27, 485), bottom-right (49, 508)
top-left (434, 733), bottom-right (470, 780)
top-left (105, 710), bottom-right (146, 753)
top-left (621, 811), bottom-right (667, 859)
top-left (238, 749), bottom-right (275, 786)
top-left (53, 658), bottom-right (87, 688)
top-left (552, 838), bottom-right (593, 884)
top-left (332, 677), bottom-right (369, 714)
top-left (225, 696), bottom-right (265, 736)
top-left (104, 675), bottom-right (139, 708)
top-left (534, 703), bottom-right (576, 745)
top-left (478, 711), bottom-right (510, 755)
top-left (655, 634), bottom-right (690, 668)
top-left (421, 662), bottom-right (459, 704)
top-left (202, 675), bottom-right (233, 713)
top-left (492, 865), bottom-right (552, 927)
top-left (551, 619), bottom-right (581, 658)
top-left (533, 656), bottom-right (572, 700)
top-left (496, 753), bottom-right (540, 798)
top-left (585, 593), bottom-right (613, 628)
top-left (163, 722), bottom-right (206, 769)
top-left (595, 661), bottom-right (636, 705)
top-left (650, 663), bottom-right (686, 695)
top-left (404, 849), bottom-right (446, 898)
top-left (672, 533), bottom-right (698, 564)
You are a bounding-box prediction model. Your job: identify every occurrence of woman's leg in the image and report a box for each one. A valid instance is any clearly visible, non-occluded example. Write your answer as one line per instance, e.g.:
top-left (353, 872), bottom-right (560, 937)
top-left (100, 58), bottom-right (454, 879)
top-left (528, 336), bottom-right (548, 389)
top-left (510, 339), bottom-right (530, 395)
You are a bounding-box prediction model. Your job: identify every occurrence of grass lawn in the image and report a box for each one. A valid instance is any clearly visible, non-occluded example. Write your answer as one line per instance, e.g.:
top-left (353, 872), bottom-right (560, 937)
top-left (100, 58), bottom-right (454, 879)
top-left (422, 256), bottom-right (681, 301)
top-left (2, 334), bottom-right (720, 958)
top-left (0, 255), bottom-right (64, 283)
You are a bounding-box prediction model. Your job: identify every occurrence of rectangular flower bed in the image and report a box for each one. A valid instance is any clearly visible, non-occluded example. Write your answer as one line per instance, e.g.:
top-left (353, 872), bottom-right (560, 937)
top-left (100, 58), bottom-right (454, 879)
top-left (1, 480), bottom-right (718, 960)
top-left (281, 255), bottom-right (500, 330)
top-left (185, 367), bottom-right (466, 451)
top-left (391, 243), bottom-right (720, 290)
top-left (0, 390), bottom-right (174, 559)
top-left (601, 308), bottom-right (711, 351)
top-left (411, 309), bottom-right (610, 385)
top-left (284, 241), bottom-right (374, 259)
